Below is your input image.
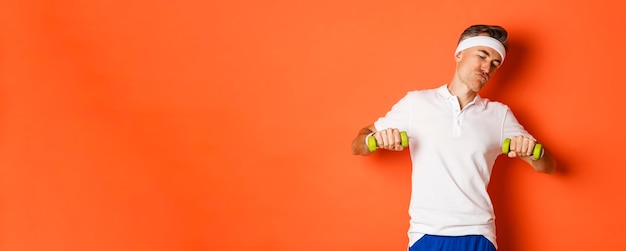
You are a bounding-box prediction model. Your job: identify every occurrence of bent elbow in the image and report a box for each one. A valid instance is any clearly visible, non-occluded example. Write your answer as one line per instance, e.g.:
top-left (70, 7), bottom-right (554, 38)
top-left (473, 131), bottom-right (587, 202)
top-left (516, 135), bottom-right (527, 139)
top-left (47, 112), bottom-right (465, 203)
top-left (535, 164), bottom-right (556, 174)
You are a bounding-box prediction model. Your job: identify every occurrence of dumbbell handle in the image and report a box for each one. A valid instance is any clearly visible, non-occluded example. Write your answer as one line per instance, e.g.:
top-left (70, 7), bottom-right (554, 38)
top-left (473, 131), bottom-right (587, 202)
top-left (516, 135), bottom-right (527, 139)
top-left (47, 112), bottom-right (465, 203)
top-left (366, 131), bottom-right (409, 152)
top-left (502, 138), bottom-right (543, 160)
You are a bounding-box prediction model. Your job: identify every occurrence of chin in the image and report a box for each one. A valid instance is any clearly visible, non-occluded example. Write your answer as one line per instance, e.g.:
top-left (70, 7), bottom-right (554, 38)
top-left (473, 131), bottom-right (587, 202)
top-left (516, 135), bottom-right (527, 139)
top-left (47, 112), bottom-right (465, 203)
top-left (470, 83), bottom-right (484, 92)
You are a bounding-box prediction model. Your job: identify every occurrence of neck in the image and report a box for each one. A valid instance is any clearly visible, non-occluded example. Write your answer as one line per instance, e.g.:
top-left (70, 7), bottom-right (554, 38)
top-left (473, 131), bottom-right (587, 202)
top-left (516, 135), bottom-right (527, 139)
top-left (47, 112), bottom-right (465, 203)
top-left (447, 82), bottom-right (477, 109)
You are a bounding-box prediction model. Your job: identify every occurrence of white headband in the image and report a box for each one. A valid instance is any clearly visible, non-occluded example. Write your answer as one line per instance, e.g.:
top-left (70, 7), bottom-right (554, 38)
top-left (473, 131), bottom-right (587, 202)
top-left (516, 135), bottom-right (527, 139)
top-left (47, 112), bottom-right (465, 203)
top-left (455, 36), bottom-right (506, 63)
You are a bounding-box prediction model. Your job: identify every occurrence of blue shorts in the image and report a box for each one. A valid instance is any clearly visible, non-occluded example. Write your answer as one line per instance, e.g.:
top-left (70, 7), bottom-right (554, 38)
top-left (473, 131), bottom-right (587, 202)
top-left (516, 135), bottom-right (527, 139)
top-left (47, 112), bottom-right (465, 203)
top-left (408, 234), bottom-right (496, 251)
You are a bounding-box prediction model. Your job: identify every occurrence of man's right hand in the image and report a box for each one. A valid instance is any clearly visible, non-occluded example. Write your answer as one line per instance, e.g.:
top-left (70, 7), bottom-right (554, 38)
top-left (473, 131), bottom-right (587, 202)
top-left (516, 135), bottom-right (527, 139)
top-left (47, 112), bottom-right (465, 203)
top-left (371, 128), bottom-right (405, 151)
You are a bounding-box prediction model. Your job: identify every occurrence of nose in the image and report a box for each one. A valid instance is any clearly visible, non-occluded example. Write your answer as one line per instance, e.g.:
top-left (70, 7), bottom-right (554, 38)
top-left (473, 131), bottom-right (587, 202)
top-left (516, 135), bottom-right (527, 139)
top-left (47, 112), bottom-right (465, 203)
top-left (481, 61), bottom-right (492, 74)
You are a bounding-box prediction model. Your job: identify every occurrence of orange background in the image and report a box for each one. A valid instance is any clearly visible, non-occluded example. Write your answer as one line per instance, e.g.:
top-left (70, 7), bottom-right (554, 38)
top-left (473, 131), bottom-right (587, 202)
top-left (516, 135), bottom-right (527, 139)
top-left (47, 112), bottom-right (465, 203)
top-left (1, 0), bottom-right (625, 250)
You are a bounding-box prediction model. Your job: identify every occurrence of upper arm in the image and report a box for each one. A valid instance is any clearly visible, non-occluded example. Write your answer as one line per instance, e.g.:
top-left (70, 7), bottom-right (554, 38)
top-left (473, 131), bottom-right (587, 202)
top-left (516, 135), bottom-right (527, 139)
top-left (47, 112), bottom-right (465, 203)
top-left (501, 106), bottom-right (534, 142)
top-left (373, 92), bottom-right (414, 132)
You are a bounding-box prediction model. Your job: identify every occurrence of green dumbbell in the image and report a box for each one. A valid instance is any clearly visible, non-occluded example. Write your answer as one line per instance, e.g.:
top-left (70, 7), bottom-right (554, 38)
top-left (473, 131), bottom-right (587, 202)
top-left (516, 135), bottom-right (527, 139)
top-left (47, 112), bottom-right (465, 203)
top-left (502, 138), bottom-right (543, 160)
top-left (367, 131), bottom-right (409, 152)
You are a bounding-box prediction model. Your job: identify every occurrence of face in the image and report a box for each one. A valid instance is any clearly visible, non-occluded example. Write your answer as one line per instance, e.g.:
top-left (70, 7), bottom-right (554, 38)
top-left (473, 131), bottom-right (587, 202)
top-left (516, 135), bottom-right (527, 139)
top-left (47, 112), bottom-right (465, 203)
top-left (455, 44), bottom-right (503, 92)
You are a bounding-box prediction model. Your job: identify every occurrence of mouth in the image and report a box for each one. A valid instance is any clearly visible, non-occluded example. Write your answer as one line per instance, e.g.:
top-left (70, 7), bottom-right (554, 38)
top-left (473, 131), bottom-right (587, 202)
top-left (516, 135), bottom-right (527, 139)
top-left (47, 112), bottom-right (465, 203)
top-left (478, 72), bottom-right (488, 81)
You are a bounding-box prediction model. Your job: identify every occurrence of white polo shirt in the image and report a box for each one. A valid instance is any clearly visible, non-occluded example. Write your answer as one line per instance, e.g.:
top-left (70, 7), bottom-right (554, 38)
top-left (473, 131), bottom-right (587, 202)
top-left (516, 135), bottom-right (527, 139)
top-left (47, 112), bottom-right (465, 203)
top-left (374, 84), bottom-right (533, 249)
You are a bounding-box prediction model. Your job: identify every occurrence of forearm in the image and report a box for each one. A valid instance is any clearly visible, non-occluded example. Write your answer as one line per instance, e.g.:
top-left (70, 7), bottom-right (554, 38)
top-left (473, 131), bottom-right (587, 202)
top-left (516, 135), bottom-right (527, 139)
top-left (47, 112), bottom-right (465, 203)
top-left (522, 147), bottom-right (557, 174)
top-left (351, 127), bottom-right (375, 156)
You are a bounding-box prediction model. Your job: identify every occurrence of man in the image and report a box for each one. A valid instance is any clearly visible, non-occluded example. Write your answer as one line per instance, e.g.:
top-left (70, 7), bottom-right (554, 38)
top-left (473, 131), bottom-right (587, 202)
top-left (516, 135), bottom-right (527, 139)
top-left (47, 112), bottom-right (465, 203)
top-left (350, 24), bottom-right (557, 251)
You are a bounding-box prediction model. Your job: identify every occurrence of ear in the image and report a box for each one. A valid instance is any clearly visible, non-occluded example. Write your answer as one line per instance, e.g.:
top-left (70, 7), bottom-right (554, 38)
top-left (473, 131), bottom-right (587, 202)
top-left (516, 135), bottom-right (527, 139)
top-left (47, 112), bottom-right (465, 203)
top-left (455, 51), bottom-right (463, 62)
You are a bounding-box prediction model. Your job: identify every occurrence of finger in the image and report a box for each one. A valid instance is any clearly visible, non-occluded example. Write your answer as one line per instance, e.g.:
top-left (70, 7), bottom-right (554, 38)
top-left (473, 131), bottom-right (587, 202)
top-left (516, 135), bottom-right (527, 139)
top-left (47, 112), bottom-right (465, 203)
top-left (379, 129), bottom-right (388, 149)
top-left (384, 129), bottom-right (395, 149)
top-left (508, 151), bottom-right (516, 158)
top-left (509, 136), bottom-right (519, 152)
top-left (378, 130), bottom-right (389, 149)
top-left (516, 136), bottom-right (527, 155)
top-left (519, 138), bottom-right (529, 156)
top-left (392, 128), bottom-right (401, 146)
top-left (526, 138), bottom-right (535, 156)
top-left (386, 129), bottom-right (396, 148)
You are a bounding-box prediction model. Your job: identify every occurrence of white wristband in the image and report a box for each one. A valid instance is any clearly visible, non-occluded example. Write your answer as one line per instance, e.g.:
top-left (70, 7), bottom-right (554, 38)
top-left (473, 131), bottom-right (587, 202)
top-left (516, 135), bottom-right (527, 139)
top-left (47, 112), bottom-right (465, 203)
top-left (365, 132), bottom-right (375, 148)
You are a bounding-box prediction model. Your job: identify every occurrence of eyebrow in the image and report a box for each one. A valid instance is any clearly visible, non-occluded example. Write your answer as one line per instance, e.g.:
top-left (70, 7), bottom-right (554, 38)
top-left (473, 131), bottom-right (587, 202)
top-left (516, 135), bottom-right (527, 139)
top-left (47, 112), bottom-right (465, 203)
top-left (478, 49), bottom-right (502, 64)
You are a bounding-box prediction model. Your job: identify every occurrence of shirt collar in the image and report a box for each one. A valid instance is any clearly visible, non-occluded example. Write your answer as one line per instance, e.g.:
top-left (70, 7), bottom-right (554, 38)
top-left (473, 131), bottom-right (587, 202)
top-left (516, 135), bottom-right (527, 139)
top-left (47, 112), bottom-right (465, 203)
top-left (437, 84), bottom-right (487, 109)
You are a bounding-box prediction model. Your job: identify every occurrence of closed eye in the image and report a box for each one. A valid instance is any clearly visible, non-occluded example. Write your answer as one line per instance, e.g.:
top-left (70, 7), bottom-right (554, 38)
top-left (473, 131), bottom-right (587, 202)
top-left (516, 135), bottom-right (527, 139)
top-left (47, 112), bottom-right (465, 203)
top-left (477, 49), bottom-right (501, 68)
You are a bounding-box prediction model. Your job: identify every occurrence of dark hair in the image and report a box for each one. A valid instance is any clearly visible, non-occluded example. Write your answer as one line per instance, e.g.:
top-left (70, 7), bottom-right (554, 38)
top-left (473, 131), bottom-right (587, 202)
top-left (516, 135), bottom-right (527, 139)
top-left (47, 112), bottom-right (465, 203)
top-left (458, 24), bottom-right (509, 51)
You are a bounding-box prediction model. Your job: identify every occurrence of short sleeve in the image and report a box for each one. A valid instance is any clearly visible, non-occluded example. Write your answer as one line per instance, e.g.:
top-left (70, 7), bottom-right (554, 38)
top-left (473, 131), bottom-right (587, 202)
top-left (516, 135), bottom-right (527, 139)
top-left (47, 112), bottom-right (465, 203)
top-left (373, 92), bottom-right (413, 132)
top-left (501, 106), bottom-right (535, 141)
